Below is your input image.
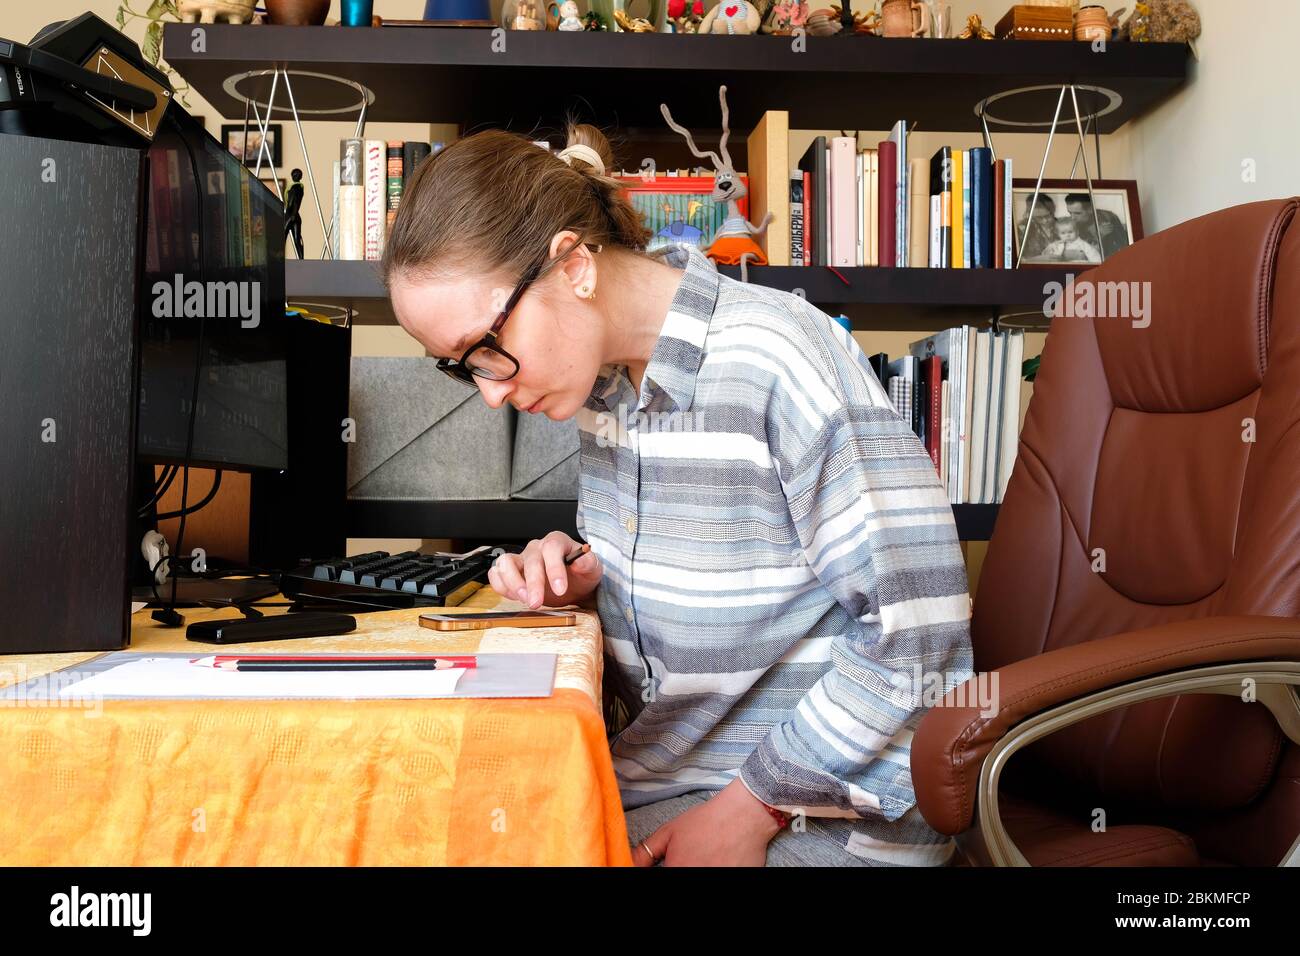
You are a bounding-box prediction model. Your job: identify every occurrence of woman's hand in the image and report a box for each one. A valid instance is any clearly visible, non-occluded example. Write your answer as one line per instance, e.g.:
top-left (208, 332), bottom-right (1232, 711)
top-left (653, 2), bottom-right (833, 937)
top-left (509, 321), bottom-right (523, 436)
top-left (633, 778), bottom-right (783, 867)
top-left (487, 530), bottom-right (603, 609)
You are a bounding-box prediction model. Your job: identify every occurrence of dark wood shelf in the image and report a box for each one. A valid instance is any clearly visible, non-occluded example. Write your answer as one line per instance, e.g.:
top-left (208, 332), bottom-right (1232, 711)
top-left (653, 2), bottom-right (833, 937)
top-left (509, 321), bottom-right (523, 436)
top-left (163, 25), bottom-right (1189, 133)
top-left (348, 498), bottom-right (999, 541)
top-left (288, 257), bottom-right (1063, 325)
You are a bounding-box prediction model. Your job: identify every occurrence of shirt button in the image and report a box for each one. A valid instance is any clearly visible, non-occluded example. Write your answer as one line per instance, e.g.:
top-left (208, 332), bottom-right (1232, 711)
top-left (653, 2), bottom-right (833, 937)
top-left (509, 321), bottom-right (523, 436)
top-left (624, 606), bottom-right (634, 623)
top-left (625, 515), bottom-right (637, 534)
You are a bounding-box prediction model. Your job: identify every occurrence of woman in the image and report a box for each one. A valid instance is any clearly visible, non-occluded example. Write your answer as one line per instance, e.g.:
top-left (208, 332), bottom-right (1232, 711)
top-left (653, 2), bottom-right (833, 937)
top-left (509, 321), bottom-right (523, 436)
top-left (383, 123), bottom-right (974, 867)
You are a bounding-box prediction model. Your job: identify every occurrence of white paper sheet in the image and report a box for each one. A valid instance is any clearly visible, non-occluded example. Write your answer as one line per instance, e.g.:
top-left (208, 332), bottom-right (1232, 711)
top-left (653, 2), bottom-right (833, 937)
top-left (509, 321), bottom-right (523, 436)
top-left (56, 657), bottom-right (466, 700)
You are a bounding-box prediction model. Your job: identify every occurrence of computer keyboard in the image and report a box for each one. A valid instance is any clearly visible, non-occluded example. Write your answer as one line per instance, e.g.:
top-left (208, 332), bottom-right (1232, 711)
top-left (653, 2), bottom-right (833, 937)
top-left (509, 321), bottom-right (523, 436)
top-left (281, 546), bottom-right (516, 611)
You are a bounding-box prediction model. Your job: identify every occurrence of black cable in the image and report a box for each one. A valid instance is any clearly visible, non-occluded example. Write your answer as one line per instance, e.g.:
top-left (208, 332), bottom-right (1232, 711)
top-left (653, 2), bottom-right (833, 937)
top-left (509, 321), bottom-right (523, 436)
top-left (154, 469), bottom-right (222, 521)
top-left (137, 464), bottom-right (178, 516)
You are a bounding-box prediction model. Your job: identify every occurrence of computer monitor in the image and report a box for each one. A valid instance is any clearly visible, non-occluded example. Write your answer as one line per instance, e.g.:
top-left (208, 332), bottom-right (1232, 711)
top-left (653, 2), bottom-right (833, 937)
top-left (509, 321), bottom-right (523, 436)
top-left (136, 106), bottom-right (289, 473)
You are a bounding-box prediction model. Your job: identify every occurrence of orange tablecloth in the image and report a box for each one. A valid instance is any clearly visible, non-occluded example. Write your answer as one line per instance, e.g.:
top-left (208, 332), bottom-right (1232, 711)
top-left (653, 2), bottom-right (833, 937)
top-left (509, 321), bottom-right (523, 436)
top-left (0, 586), bottom-right (632, 866)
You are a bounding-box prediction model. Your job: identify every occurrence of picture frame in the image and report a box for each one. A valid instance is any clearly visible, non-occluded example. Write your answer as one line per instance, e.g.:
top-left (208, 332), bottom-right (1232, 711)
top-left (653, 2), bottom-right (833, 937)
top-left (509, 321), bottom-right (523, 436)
top-left (222, 123), bottom-right (283, 168)
top-left (1011, 179), bottom-right (1143, 268)
top-left (615, 174), bottom-right (749, 254)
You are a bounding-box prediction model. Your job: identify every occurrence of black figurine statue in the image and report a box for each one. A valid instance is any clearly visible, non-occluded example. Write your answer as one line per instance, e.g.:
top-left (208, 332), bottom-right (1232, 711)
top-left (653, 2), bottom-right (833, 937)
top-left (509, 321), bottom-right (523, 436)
top-left (284, 168), bottom-right (305, 259)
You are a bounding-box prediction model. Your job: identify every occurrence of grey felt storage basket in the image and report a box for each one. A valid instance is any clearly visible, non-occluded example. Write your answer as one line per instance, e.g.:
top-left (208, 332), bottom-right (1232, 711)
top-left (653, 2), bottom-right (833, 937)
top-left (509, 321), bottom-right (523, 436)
top-left (347, 356), bottom-right (513, 501)
top-left (509, 412), bottom-right (580, 500)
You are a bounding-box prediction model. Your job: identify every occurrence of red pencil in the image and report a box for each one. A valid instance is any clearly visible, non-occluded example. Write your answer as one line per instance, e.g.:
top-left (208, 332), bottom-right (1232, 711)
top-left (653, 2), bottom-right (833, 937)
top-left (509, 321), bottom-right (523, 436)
top-left (190, 654), bottom-right (477, 670)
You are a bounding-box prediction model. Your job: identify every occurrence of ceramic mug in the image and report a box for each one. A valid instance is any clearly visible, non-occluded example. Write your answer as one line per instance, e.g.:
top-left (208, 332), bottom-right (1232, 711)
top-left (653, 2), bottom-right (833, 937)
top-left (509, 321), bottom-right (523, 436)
top-left (880, 0), bottom-right (930, 37)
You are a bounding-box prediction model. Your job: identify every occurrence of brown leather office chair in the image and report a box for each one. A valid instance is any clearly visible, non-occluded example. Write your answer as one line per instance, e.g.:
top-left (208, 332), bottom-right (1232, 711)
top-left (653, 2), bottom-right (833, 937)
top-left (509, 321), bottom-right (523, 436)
top-left (913, 198), bottom-right (1300, 866)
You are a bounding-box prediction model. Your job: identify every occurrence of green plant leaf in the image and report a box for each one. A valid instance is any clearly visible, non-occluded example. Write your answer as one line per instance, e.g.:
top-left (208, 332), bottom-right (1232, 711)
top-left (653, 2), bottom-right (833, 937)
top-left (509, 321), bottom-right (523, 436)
top-left (1022, 354), bottom-right (1040, 382)
top-left (142, 21), bottom-right (162, 65)
top-left (147, 0), bottom-right (169, 17)
top-left (116, 6), bottom-right (127, 29)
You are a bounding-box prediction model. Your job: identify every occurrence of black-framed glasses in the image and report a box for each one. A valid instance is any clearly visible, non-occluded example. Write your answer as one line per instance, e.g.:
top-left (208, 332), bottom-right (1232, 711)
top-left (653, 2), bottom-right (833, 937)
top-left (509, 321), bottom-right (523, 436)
top-left (435, 236), bottom-right (601, 387)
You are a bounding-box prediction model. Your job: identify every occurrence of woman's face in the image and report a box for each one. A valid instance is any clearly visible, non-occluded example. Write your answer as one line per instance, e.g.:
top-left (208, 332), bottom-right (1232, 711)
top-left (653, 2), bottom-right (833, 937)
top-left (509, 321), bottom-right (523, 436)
top-left (389, 263), bottom-right (602, 421)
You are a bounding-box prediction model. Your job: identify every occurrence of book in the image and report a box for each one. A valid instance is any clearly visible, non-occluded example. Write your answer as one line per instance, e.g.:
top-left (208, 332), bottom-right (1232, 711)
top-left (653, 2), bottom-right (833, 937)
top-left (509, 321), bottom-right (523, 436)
top-left (911, 328), bottom-right (968, 503)
top-left (797, 138), bottom-right (827, 266)
top-left (830, 137), bottom-right (857, 267)
top-left (951, 148), bottom-right (964, 270)
top-left (386, 141), bottom-right (404, 232)
top-left (962, 149), bottom-right (972, 270)
top-left (908, 156), bottom-right (929, 269)
top-left (994, 158), bottom-right (1005, 269)
top-left (969, 147), bottom-right (994, 268)
top-left (856, 149), bottom-right (864, 267)
top-left (789, 170), bottom-right (805, 265)
top-left (888, 120), bottom-right (908, 266)
top-left (867, 149), bottom-right (878, 267)
top-left (338, 138), bottom-right (365, 261)
top-left (930, 147), bottom-right (951, 270)
top-left (746, 111), bottom-right (791, 266)
top-left (402, 141), bottom-right (431, 188)
top-left (960, 325), bottom-right (977, 501)
top-left (802, 170), bottom-right (812, 265)
top-left (969, 328), bottom-right (993, 502)
top-left (330, 159), bottom-right (340, 259)
top-left (1002, 157), bottom-right (1014, 268)
top-left (939, 379), bottom-right (950, 496)
top-left (887, 356), bottom-right (916, 430)
top-left (877, 140), bottom-right (897, 268)
top-left (364, 139), bottom-right (386, 261)
top-left (996, 330), bottom-right (1025, 501)
top-left (923, 354), bottom-right (943, 475)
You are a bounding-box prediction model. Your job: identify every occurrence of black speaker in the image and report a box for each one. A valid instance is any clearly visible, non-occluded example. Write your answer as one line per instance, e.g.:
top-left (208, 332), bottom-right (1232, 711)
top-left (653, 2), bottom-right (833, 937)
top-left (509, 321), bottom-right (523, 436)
top-left (0, 131), bottom-right (146, 653)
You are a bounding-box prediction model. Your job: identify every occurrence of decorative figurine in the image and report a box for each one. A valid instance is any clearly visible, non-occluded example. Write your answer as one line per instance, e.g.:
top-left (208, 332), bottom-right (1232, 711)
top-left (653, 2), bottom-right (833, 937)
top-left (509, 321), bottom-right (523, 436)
top-left (667, 0), bottom-right (705, 30)
top-left (284, 168), bottom-right (305, 260)
top-left (698, 0), bottom-right (762, 34)
top-left (548, 0), bottom-right (585, 29)
top-left (660, 85), bottom-right (773, 283)
top-left (957, 12), bottom-right (994, 38)
top-left (760, 0), bottom-right (809, 34)
top-left (807, 3), bottom-right (876, 34)
top-left (880, 0), bottom-right (929, 36)
top-left (582, 9), bottom-right (607, 27)
top-left (614, 8), bottom-right (656, 29)
top-left (176, 0), bottom-right (256, 24)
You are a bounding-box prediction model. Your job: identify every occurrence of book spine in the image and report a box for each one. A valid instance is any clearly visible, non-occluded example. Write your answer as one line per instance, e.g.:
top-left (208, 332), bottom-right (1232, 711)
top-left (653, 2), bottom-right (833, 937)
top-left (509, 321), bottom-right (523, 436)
top-left (364, 139), bottom-right (386, 261)
top-left (790, 171), bottom-right (805, 264)
top-left (402, 141), bottom-right (431, 189)
top-left (856, 149), bottom-right (864, 268)
top-left (994, 159), bottom-right (1005, 269)
top-left (951, 149), bottom-right (963, 270)
top-left (803, 171), bottom-right (813, 266)
top-left (1003, 157), bottom-right (1014, 268)
top-left (331, 159), bottom-right (340, 260)
top-left (878, 141), bottom-right (897, 268)
top-left (908, 157), bottom-right (928, 269)
top-left (386, 141), bottom-right (404, 232)
top-left (339, 139), bottom-right (365, 261)
top-left (970, 148), bottom-right (994, 269)
top-left (962, 150), bottom-right (972, 269)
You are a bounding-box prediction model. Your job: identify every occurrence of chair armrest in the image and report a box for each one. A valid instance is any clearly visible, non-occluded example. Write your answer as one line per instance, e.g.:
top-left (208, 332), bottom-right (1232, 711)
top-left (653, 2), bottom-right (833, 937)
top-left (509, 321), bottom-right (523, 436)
top-left (911, 615), bottom-right (1300, 836)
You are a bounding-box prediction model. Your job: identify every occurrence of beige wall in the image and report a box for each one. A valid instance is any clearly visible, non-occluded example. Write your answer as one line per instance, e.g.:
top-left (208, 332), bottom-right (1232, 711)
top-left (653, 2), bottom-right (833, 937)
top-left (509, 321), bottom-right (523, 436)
top-left (9, 1), bottom-right (1294, 579)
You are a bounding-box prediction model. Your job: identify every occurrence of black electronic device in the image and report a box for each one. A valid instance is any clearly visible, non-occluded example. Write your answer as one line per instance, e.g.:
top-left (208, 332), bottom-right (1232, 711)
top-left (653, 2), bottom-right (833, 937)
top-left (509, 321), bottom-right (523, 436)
top-left (186, 611), bottom-right (358, 645)
top-left (280, 548), bottom-right (513, 612)
top-left (0, 13), bottom-right (347, 653)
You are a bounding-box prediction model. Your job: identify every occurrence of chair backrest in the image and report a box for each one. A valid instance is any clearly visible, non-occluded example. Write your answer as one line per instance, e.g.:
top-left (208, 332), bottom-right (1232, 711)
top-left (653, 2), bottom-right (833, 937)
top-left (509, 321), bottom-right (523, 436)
top-left (974, 198), bottom-right (1300, 864)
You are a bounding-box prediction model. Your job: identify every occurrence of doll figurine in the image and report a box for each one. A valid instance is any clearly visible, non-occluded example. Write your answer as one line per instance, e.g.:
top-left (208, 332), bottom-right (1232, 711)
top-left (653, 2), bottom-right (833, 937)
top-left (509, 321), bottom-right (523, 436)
top-left (549, 0), bottom-right (585, 29)
top-left (660, 85), bottom-right (773, 282)
top-left (698, 0), bottom-right (762, 34)
top-left (284, 168), bottom-right (305, 259)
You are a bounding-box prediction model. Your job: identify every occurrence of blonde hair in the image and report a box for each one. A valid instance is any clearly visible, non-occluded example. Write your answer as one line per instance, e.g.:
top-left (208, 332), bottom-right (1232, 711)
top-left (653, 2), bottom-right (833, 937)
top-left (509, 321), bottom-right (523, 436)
top-left (382, 122), bottom-right (653, 289)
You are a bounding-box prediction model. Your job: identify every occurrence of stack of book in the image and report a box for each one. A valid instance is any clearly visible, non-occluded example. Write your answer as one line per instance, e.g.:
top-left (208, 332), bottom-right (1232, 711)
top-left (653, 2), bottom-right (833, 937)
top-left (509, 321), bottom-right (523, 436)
top-left (741, 112), bottom-right (1017, 270)
top-left (332, 139), bottom-right (444, 261)
top-left (869, 327), bottom-right (1025, 504)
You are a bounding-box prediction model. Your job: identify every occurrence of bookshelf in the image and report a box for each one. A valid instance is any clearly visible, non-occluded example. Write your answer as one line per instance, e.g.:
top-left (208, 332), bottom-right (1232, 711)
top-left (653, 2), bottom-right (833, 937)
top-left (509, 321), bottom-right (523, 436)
top-left (164, 25), bottom-right (1190, 541)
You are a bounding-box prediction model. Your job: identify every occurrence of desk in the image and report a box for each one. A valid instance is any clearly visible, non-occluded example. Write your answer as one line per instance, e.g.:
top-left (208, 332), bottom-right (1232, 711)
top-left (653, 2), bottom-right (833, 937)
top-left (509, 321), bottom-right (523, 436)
top-left (0, 585), bottom-right (632, 866)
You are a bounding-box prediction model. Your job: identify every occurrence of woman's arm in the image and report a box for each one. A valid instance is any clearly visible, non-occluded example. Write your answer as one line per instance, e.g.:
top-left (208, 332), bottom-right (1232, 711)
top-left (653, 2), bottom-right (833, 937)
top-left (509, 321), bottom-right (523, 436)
top-left (737, 336), bottom-right (974, 823)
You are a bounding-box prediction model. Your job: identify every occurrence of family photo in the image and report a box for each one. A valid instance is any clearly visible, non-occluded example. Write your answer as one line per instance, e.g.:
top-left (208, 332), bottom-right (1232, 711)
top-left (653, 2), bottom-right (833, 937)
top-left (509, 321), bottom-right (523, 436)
top-left (1013, 181), bottom-right (1142, 266)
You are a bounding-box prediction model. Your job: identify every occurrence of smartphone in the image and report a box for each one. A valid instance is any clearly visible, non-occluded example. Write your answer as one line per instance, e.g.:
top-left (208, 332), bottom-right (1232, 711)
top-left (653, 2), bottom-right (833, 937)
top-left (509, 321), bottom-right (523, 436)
top-left (418, 610), bottom-right (576, 631)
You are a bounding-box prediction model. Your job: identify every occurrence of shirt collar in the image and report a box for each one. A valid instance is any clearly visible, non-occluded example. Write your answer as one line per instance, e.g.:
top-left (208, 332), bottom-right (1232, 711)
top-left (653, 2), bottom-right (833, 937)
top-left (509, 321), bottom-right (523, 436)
top-left (592, 242), bottom-right (720, 415)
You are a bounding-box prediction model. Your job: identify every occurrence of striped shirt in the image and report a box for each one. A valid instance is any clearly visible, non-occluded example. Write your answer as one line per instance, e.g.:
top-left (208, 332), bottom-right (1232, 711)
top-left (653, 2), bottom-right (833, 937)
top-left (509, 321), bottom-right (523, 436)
top-left (575, 241), bottom-right (974, 864)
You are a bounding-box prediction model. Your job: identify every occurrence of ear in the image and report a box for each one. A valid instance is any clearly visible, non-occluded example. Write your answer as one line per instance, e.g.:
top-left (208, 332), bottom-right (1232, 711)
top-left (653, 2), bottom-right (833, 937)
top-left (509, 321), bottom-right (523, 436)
top-left (548, 230), bottom-right (597, 298)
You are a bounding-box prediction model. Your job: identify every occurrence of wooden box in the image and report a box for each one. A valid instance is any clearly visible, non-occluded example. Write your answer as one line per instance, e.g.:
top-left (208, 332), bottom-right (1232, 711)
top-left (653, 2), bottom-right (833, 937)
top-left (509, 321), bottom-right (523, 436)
top-left (995, 4), bottom-right (1073, 39)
